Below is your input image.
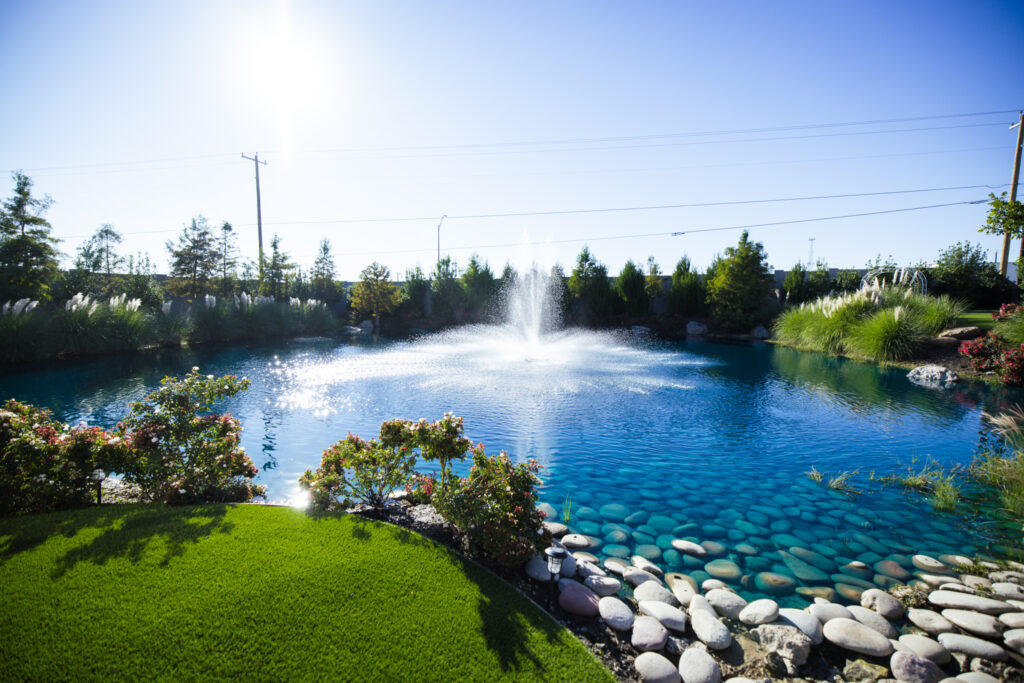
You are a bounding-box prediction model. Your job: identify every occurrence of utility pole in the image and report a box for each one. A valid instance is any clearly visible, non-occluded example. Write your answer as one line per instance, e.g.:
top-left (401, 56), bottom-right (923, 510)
top-left (436, 214), bottom-right (447, 265)
top-left (808, 238), bottom-right (815, 269)
top-left (1000, 111), bottom-right (1023, 276)
top-left (241, 153), bottom-right (268, 278)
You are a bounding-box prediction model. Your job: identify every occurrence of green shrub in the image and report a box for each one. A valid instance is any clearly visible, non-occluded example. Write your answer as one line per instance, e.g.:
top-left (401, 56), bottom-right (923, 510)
top-left (706, 231), bottom-right (776, 331)
top-left (404, 472), bottom-right (438, 505)
top-left (118, 368), bottom-right (264, 504)
top-left (995, 308), bottom-right (1024, 347)
top-left (299, 424), bottom-right (418, 509)
top-left (0, 399), bottom-right (127, 514)
top-left (667, 257), bottom-right (706, 316)
top-left (433, 448), bottom-right (550, 566)
top-left (846, 306), bottom-right (924, 361)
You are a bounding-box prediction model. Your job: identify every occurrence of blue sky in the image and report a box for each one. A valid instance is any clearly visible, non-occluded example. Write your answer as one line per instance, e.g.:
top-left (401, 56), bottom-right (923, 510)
top-left (1, 1), bottom-right (1022, 280)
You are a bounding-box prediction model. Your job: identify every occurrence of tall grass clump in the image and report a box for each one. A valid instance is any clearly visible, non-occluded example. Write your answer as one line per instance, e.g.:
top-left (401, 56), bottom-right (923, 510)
top-left (975, 406), bottom-right (1024, 520)
top-left (846, 306), bottom-right (925, 361)
top-left (994, 308), bottom-right (1024, 347)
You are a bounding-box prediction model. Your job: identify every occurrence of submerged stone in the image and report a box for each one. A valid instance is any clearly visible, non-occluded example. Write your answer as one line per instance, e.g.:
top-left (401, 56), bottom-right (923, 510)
top-left (754, 572), bottom-right (796, 595)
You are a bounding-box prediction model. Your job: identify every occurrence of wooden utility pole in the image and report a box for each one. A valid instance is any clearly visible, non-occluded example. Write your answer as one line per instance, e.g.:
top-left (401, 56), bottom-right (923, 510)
top-left (241, 153), bottom-right (268, 278)
top-left (1000, 112), bottom-right (1023, 276)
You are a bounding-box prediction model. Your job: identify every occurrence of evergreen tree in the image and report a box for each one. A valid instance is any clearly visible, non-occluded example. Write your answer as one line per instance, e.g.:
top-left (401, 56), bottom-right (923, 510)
top-left (460, 253), bottom-right (496, 320)
top-left (350, 262), bottom-right (401, 330)
top-left (644, 256), bottom-right (664, 302)
top-left (806, 260), bottom-right (832, 299)
top-left (668, 255), bottom-right (706, 316)
top-left (311, 238), bottom-right (338, 302)
top-left (431, 256), bottom-right (463, 321)
top-left (498, 262), bottom-right (518, 294)
top-left (549, 263), bottom-right (571, 323)
top-left (216, 221), bottom-right (238, 297)
top-left (400, 265), bottom-right (429, 317)
top-left (568, 246), bottom-right (615, 317)
top-left (88, 224), bottom-right (124, 281)
top-left (781, 262), bottom-right (808, 304)
top-left (261, 234), bottom-right (294, 300)
top-left (166, 216), bottom-right (219, 300)
top-left (0, 171), bottom-right (60, 302)
top-left (615, 260), bottom-right (649, 316)
top-left (706, 231), bottom-right (775, 331)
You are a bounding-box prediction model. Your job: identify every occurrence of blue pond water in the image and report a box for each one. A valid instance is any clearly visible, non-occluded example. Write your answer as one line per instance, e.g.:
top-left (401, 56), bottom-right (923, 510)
top-left (1, 327), bottom-right (1018, 606)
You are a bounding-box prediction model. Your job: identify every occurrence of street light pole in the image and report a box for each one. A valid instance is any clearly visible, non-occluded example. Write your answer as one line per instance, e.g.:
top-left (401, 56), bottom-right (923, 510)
top-left (436, 214), bottom-right (447, 265)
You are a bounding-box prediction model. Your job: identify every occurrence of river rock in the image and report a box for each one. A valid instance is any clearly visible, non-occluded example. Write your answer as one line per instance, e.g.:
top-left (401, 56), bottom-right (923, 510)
top-left (752, 623), bottom-right (812, 675)
top-left (898, 633), bottom-right (950, 665)
top-left (537, 502), bottom-right (558, 520)
top-left (936, 632), bottom-right (1006, 660)
top-left (577, 561), bottom-right (607, 580)
top-left (632, 615), bottom-right (670, 651)
top-left (780, 550), bottom-right (829, 583)
top-left (561, 534), bottom-right (592, 549)
top-left (889, 651), bottom-right (944, 683)
top-left (861, 587), bottom-right (906, 620)
top-left (956, 673), bottom-right (1002, 683)
top-left (940, 609), bottom-right (1003, 639)
top-left (778, 607), bottom-right (824, 644)
top-left (912, 554), bottom-right (951, 572)
top-left (700, 540), bottom-right (727, 556)
top-left (678, 647), bottom-right (720, 683)
top-left (558, 579), bottom-right (600, 616)
top-left (739, 598), bottom-right (779, 625)
top-left (918, 572), bottom-right (960, 588)
top-left (688, 594), bottom-right (716, 615)
top-left (599, 596), bottom-right (634, 631)
top-left (632, 554), bottom-right (665, 575)
top-left (907, 365), bottom-right (958, 387)
top-left (706, 588), bottom-right (747, 619)
top-left (937, 326), bottom-right (984, 340)
top-left (822, 617), bottom-right (895, 657)
top-left (991, 582), bottom-right (1024, 599)
top-left (559, 553), bottom-right (578, 578)
top-left (1004, 627), bottom-right (1024, 654)
top-left (686, 321), bottom-right (708, 336)
top-left (928, 590), bottom-right (1013, 614)
top-left (599, 502), bottom-right (629, 522)
top-left (796, 586), bottom-right (838, 602)
top-left (906, 608), bottom-right (955, 635)
top-left (640, 601), bottom-right (688, 632)
top-left (635, 651), bottom-right (680, 683)
top-left (691, 609), bottom-right (732, 650)
top-left (604, 544), bottom-right (631, 559)
top-left (635, 580), bottom-right (679, 605)
top-left (754, 572), bottom-right (796, 595)
top-left (848, 605), bottom-right (898, 638)
top-left (701, 579), bottom-right (729, 592)
top-left (543, 521), bottom-right (568, 536)
top-left (624, 566), bottom-right (663, 587)
top-left (670, 580), bottom-right (697, 607)
top-left (875, 559), bottom-right (913, 580)
top-left (809, 602), bottom-right (853, 623)
top-left (584, 575), bottom-right (622, 597)
top-left (705, 559), bottom-right (742, 582)
top-left (525, 554), bottom-right (551, 582)
top-left (835, 583), bottom-right (865, 602)
top-left (999, 612), bottom-right (1024, 629)
top-left (671, 539), bottom-right (706, 556)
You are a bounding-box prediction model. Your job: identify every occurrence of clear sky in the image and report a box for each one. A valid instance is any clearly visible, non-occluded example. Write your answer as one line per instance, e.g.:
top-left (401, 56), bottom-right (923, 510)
top-left (2, 0), bottom-right (1023, 281)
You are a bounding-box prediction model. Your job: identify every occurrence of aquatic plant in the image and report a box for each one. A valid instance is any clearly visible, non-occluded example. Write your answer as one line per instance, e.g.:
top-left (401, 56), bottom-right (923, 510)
top-left (562, 493), bottom-right (573, 523)
top-left (805, 466), bottom-right (823, 483)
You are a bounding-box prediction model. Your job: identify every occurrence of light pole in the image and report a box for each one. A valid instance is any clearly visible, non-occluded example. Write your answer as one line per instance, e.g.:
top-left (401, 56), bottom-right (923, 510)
top-left (436, 214), bottom-right (447, 265)
top-left (544, 544), bottom-right (567, 609)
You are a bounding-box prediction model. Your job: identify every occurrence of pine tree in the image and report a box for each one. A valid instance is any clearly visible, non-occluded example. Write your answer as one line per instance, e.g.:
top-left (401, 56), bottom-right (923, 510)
top-left (0, 172), bottom-right (60, 302)
top-left (216, 222), bottom-right (238, 297)
top-left (351, 262), bottom-right (402, 330)
top-left (166, 216), bottom-right (218, 300)
top-left (706, 230), bottom-right (775, 331)
top-left (311, 238), bottom-right (338, 302)
top-left (261, 234), bottom-right (295, 300)
top-left (615, 260), bottom-right (649, 316)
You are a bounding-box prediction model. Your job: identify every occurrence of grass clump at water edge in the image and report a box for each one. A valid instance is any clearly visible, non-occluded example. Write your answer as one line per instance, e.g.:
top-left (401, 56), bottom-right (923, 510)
top-left (0, 504), bottom-right (613, 682)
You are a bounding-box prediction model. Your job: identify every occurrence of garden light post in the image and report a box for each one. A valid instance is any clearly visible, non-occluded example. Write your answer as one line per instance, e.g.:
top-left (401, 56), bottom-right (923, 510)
top-left (544, 544), bottom-right (566, 609)
top-left (91, 469), bottom-right (105, 505)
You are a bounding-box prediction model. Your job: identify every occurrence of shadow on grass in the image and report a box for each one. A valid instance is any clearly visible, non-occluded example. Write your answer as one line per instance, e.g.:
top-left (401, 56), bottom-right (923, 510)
top-left (0, 503), bottom-right (233, 577)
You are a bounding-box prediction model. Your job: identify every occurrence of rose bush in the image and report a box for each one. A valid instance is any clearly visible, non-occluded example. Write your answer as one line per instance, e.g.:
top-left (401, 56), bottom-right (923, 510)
top-left (959, 332), bottom-right (1007, 373)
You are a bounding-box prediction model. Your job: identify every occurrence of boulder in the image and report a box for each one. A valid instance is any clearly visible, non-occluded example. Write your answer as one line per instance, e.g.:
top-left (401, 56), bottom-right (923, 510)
top-left (557, 579), bottom-right (599, 617)
top-left (907, 365), bottom-right (958, 388)
top-left (639, 600), bottom-right (688, 632)
top-left (822, 617), bottom-right (894, 657)
top-left (937, 326), bottom-right (984, 340)
top-left (635, 651), bottom-right (681, 683)
top-left (678, 647), bottom-right (720, 683)
top-left (686, 321), bottom-right (708, 336)
top-left (632, 615), bottom-right (670, 651)
top-left (936, 632), bottom-right (1006, 660)
top-left (889, 651), bottom-right (944, 683)
top-left (861, 587), bottom-right (906, 620)
top-left (691, 610), bottom-right (732, 650)
top-left (752, 623), bottom-right (812, 675)
top-left (598, 596), bottom-right (634, 631)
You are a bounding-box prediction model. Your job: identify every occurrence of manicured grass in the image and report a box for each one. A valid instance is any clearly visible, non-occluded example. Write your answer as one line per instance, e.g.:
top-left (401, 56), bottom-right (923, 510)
top-left (958, 309), bottom-right (997, 331)
top-left (0, 504), bottom-right (613, 682)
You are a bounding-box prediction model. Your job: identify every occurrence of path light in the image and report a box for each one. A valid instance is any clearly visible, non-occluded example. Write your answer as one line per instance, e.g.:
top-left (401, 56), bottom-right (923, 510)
top-left (544, 544), bottom-right (566, 609)
top-left (91, 469), bottom-right (105, 505)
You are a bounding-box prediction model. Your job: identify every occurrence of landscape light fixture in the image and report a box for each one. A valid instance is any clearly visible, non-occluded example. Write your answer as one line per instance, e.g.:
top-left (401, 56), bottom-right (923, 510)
top-left (91, 469), bottom-right (105, 505)
top-left (544, 544), bottom-right (567, 608)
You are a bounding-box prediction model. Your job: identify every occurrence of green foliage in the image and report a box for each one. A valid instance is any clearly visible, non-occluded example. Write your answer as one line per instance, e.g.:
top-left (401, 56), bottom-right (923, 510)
top-left (433, 448), bottom-right (550, 566)
top-left (166, 216), bottom-right (220, 300)
top-left (706, 231), bottom-right (776, 331)
top-left (644, 256), bottom-right (664, 302)
top-left (400, 265), bottom-right (429, 317)
top-left (311, 238), bottom-right (340, 303)
top-left (615, 259), bottom-right (649, 316)
top-left (460, 254), bottom-right (496, 320)
top-left (833, 269), bottom-right (862, 293)
top-left (260, 234), bottom-right (295, 300)
top-left (299, 424), bottom-right (418, 509)
top-left (406, 413), bottom-right (473, 489)
top-left (993, 305), bottom-right (1024, 346)
top-left (117, 368), bottom-right (263, 504)
top-left (927, 241), bottom-right (1018, 308)
top-left (974, 407), bottom-right (1024, 520)
top-left (549, 263), bottom-right (572, 324)
top-left (430, 256), bottom-right (463, 322)
top-left (873, 459), bottom-right (961, 512)
top-left (846, 306), bottom-right (924, 361)
top-left (806, 261), bottom-right (833, 299)
top-left (215, 222), bottom-right (238, 297)
top-left (782, 262), bottom-right (808, 304)
top-left (0, 399), bottom-right (127, 514)
top-left (0, 172), bottom-right (60, 302)
top-left (350, 262), bottom-right (402, 329)
top-left (568, 246), bottom-right (616, 317)
top-left (667, 256), bottom-right (706, 316)
top-left (122, 253), bottom-right (165, 308)
top-left (403, 471), bottom-right (437, 505)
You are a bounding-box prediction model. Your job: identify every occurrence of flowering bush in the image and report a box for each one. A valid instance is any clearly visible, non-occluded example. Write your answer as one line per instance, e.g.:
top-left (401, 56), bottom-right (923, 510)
top-left (407, 413), bottom-right (473, 488)
top-left (433, 448), bottom-right (550, 566)
top-left (117, 368), bottom-right (264, 504)
top-left (405, 471), bottom-right (438, 505)
top-left (993, 302), bottom-right (1019, 322)
top-left (299, 422), bottom-right (418, 509)
top-left (960, 332), bottom-right (1007, 372)
top-left (0, 399), bottom-right (128, 514)
top-left (999, 345), bottom-right (1024, 387)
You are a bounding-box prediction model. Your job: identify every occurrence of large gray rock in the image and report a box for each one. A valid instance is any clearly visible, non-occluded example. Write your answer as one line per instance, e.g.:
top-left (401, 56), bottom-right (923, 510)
top-left (691, 609), bottom-right (732, 650)
top-left (633, 555), bottom-right (665, 577)
top-left (543, 520), bottom-right (568, 536)
top-left (937, 326), bottom-right (984, 340)
top-left (940, 608), bottom-right (1003, 639)
top-left (889, 651), bottom-right (944, 683)
top-left (633, 615), bottom-right (670, 651)
top-left (928, 590), bottom-right (1013, 614)
top-left (598, 596), bottom-right (634, 631)
top-left (991, 582), bottom-right (1024, 599)
top-left (1005, 627), bottom-right (1024, 654)
top-left (688, 594), bottom-right (716, 616)
top-left (822, 617), bottom-right (895, 657)
top-left (525, 554), bottom-right (551, 582)
top-left (752, 623), bottom-right (812, 675)
top-left (577, 561), bottom-right (608, 580)
top-left (750, 324), bottom-right (770, 339)
top-left (635, 651), bottom-right (681, 683)
top-left (809, 602), bottom-right (852, 623)
top-left (624, 566), bottom-right (663, 588)
top-left (956, 673), bottom-right (1002, 683)
top-left (898, 633), bottom-right (950, 665)
top-left (557, 579), bottom-right (599, 617)
top-left (778, 607), bottom-right (824, 645)
top-left (848, 605), bottom-right (898, 639)
top-left (584, 575), bottom-right (622, 597)
top-left (640, 601), bottom-right (688, 632)
top-left (636, 580), bottom-right (680, 605)
top-left (861, 587), bottom-right (906, 620)
top-left (907, 608), bottom-right (955, 634)
top-left (706, 588), bottom-right (747, 620)
top-left (907, 365), bottom-right (958, 387)
top-left (678, 647), bottom-right (721, 683)
top-left (685, 321), bottom-right (708, 337)
top-left (936, 632), bottom-right (1006, 660)
top-left (739, 598), bottom-right (779, 625)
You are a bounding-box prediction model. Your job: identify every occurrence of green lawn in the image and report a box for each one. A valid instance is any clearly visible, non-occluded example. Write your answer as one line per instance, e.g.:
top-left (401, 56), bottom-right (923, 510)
top-left (958, 309), bottom-right (998, 331)
top-left (0, 504), bottom-right (613, 682)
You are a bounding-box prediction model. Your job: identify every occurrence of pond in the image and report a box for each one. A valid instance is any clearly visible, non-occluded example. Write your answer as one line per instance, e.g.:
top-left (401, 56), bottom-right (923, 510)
top-left (1, 326), bottom-right (1019, 607)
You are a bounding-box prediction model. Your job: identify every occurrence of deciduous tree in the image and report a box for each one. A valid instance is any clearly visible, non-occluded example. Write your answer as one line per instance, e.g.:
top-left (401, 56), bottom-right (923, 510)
top-left (351, 262), bottom-right (402, 330)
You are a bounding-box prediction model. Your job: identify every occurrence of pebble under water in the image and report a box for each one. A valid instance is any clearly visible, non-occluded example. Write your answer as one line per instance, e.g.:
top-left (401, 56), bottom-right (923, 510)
top-left (1, 327), bottom-right (1020, 607)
